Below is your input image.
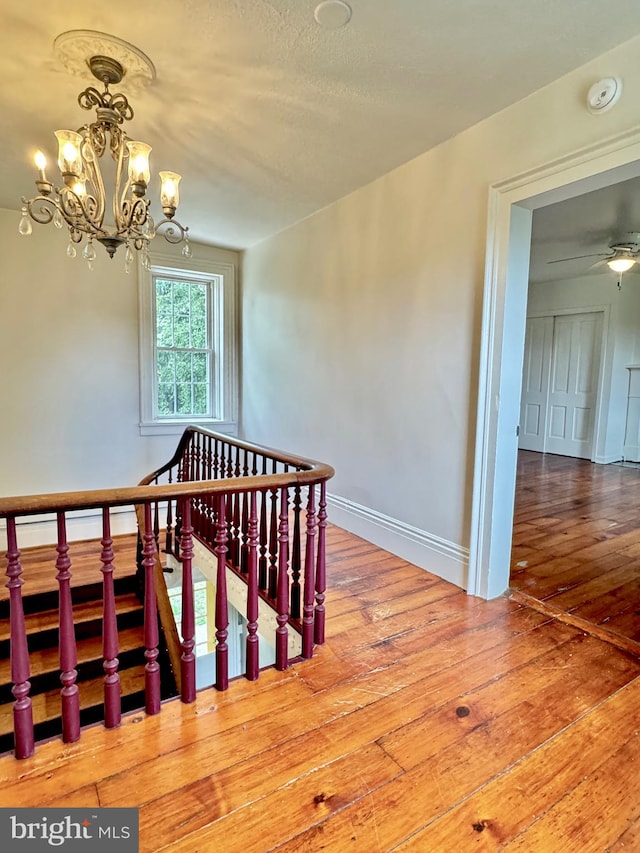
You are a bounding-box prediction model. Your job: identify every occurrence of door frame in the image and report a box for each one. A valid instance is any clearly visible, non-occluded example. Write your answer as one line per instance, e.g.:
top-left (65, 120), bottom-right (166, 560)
top-left (469, 127), bottom-right (640, 599)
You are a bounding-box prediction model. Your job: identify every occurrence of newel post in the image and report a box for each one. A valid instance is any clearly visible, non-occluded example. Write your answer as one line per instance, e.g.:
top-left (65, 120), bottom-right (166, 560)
top-left (5, 518), bottom-right (34, 759)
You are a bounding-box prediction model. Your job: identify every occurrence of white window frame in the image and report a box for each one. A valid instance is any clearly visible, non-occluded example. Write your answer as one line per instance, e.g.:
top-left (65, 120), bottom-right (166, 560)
top-left (138, 248), bottom-right (238, 436)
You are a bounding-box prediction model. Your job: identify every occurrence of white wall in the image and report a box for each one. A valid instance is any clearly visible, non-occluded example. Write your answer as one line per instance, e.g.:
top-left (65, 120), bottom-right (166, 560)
top-left (0, 209), bottom-right (239, 534)
top-left (242, 33), bottom-right (640, 590)
top-left (527, 273), bottom-right (640, 463)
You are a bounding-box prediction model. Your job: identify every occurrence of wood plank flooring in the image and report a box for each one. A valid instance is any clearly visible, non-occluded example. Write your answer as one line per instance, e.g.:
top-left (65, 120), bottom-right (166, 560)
top-left (510, 451), bottom-right (640, 651)
top-left (1, 523), bottom-right (639, 850)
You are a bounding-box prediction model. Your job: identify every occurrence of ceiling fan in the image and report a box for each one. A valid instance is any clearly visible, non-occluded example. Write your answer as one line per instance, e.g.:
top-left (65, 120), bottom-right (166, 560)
top-left (548, 232), bottom-right (640, 273)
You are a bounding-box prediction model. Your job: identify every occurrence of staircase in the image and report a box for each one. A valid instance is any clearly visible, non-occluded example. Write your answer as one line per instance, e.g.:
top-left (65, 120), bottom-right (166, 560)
top-left (0, 536), bottom-right (175, 756)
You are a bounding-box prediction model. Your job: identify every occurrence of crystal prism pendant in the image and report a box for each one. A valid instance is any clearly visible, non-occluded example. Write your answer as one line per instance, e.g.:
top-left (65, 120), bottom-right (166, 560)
top-left (53, 209), bottom-right (64, 229)
top-left (124, 245), bottom-right (134, 275)
top-left (181, 240), bottom-right (192, 258)
top-left (66, 240), bottom-right (77, 258)
top-left (18, 206), bottom-right (32, 236)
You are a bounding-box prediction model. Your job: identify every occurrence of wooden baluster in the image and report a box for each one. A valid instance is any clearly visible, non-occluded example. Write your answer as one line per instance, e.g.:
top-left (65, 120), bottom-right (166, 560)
top-left (142, 502), bottom-right (161, 714)
top-left (165, 469), bottom-right (174, 556)
top-left (290, 485), bottom-right (302, 619)
top-left (258, 458), bottom-right (268, 590)
top-left (213, 438), bottom-right (220, 479)
top-left (173, 483), bottom-right (183, 563)
top-left (231, 447), bottom-right (241, 566)
top-left (179, 499), bottom-right (196, 703)
top-left (240, 450), bottom-right (250, 574)
top-left (314, 481), bottom-right (328, 645)
top-left (100, 508), bottom-right (121, 728)
top-left (302, 486), bottom-right (317, 658)
top-left (190, 433), bottom-right (197, 482)
top-left (275, 486), bottom-right (290, 671)
top-left (5, 518), bottom-right (34, 759)
top-left (245, 491), bottom-right (259, 680)
top-left (215, 494), bottom-right (229, 691)
top-left (268, 485), bottom-right (279, 599)
top-left (56, 512), bottom-right (80, 743)
top-left (225, 441), bottom-right (234, 478)
top-left (203, 434), bottom-right (210, 481)
top-left (153, 499), bottom-right (160, 550)
top-left (225, 481), bottom-right (235, 566)
top-left (195, 430), bottom-right (202, 479)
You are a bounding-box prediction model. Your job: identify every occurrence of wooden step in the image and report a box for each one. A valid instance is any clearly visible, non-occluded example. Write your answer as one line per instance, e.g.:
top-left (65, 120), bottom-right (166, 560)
top-left (0, 536), bottom-right (139, 604)
top-left (0, 665), bottom-right (147, 746)
top-left (0, 624), bottom-right (146, 701)
top-left (0, 592), bottom-right (144, 655)
top-left (0, 575), bottom-right (139, 620)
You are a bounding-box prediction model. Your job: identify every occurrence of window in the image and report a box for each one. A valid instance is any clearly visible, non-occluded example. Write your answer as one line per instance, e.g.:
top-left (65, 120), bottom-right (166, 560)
top-left (139, 248), bottom-right (238, 435)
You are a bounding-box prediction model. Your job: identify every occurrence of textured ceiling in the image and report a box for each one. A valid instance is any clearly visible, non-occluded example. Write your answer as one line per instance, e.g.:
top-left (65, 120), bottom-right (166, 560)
top-left (3, 0), bottom-right (640, 249)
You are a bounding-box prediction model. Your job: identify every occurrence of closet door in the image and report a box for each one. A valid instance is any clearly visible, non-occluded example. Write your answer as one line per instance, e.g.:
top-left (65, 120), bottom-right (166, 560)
top-left (519, 316), bottom-right (553, 452)
top-left (545, 312), bottom-right (602, 459)
top-left (519, 311), bottom-right (603, 458)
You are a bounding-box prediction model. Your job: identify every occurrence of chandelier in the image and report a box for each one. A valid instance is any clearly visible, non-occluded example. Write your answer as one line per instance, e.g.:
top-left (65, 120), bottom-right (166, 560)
top-left (19, 43), bottom-right (190, 271)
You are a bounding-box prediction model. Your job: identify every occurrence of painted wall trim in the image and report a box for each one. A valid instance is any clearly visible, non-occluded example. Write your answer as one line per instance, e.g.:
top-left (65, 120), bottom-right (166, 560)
top-left (327, 492), bottom-right (469, 590)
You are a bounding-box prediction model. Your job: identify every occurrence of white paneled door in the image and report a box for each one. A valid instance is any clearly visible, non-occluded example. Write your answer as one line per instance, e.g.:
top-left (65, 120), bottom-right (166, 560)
top-left (519, 311), bottom-right (603, 459)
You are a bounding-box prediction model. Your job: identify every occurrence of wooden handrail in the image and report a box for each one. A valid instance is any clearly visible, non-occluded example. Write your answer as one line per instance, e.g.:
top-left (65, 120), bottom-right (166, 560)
top-left (138, 426), bottom-right (331, 486)
top-left (0, 467), bottom-right (333, 518)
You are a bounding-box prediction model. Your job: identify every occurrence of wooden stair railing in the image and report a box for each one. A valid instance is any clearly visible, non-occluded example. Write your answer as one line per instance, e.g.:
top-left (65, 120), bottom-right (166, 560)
top-left (137, 428), bottom-right (334, 684)
top-left (0, 428), bottom-right (333, 759)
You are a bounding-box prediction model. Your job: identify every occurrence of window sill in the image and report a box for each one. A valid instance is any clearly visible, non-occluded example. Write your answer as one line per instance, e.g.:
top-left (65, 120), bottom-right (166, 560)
top-left (138, 419), bottom-right (238, 437)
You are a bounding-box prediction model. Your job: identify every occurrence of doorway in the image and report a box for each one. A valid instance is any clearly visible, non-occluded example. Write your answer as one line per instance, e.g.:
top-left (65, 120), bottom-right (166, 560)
top-left (469, 129), bottom-right (640, 600)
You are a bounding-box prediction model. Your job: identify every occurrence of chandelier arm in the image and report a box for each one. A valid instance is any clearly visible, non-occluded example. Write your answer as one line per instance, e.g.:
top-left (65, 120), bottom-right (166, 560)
top-left (155, 219), bottom-right (189, 245)
top-left (113, 136), bottom-right (128, 233)
top-left (22, 196), bottom-right (58, 226)
top-left (119, 197), bottom-right (150, 237)
top-left (81, 135), bottom-right (106, 228)
top-left (58, 187), bottom-right (105, 237)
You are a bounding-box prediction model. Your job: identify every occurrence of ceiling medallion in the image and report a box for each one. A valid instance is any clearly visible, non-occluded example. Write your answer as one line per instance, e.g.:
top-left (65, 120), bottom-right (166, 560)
top-left (19, 31), bottom-right (190, 271)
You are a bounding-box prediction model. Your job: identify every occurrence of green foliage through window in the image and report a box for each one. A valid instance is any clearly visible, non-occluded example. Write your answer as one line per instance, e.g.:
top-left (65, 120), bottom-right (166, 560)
top-left (154, 277), bottom-right (212, 418)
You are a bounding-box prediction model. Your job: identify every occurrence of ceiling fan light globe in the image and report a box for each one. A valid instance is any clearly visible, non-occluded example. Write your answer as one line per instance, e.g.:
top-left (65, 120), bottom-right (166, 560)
top-left (607, 256), bottom-right (636, 273)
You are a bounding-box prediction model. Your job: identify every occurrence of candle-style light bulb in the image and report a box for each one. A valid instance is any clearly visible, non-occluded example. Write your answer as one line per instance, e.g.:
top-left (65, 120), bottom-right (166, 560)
top-left (34, 150), bottom-right (47, 182)
top-left (159, 171), bottom-right (181, 218)
top-left (55, 130), bottom-right (83, 178)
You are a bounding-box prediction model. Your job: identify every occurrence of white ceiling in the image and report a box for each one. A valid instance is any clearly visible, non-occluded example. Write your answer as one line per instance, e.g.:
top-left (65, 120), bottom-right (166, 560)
top-left (3, 0), bottom-right (640, 249)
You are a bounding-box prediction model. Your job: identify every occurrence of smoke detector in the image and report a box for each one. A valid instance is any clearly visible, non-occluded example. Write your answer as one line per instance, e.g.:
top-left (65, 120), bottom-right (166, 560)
top-left (586, 77), bottom-right (622, 114)
top-left (314, 1), bottom-right (352, 29)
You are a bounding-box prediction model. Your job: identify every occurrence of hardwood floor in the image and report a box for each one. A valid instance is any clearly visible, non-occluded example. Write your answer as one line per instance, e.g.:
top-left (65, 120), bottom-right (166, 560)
top-left (510, 451), bottom-right (640, 652)
top-left (1, 523), bottom-right (640, 850)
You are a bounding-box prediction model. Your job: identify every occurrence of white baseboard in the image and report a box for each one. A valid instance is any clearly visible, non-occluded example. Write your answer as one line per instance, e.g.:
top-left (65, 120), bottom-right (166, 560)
top-left (594, 454), bottom-right (625, 464)
top-left (0, 507), bottom-right (139, 551)
top-left (326, 493), bottom-right (469, 591)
